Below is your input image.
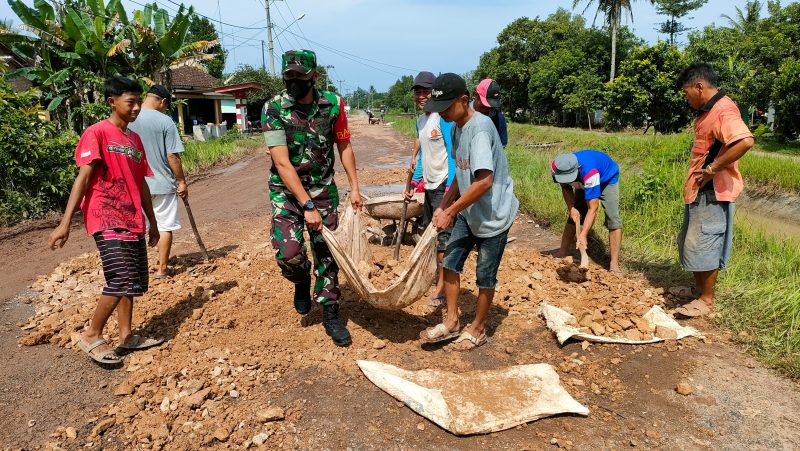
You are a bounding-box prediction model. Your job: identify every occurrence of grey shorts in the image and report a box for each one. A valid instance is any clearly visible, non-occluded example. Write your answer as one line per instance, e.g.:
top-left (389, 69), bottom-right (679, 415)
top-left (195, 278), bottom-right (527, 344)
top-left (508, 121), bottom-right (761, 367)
top-left (677, 190), bottom-right (735, 272)
top-left (569, 182), bottom-right (622, 230)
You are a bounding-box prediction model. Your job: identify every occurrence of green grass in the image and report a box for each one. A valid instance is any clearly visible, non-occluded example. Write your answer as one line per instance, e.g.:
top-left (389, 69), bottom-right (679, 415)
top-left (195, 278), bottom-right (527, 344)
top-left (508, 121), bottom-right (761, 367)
top-left (753, 136), bottom-right (800, 156)
top-left (390, 117), bottom-right (800, 377)
top-left (739, 152), bottom-right (800, 194)
top-left (386, 113), bottom-right (417, 138)
top-left (182, 135), bottom-right (263, 174)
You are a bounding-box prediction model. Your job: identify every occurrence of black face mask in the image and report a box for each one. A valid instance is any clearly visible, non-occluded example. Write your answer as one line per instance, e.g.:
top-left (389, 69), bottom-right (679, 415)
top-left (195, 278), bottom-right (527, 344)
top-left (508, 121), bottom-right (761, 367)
top-left (285, 78), bottom-right (314, 100)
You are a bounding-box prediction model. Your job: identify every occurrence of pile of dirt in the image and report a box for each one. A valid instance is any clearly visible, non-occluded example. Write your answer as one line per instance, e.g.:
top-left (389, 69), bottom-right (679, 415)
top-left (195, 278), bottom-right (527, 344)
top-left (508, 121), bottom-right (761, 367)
top-left (355, 243), bottom-right (415, 289)
top-left (16, 224), bottom-right (689, 449)
top-left (492, 254), bottom-right (675, 341)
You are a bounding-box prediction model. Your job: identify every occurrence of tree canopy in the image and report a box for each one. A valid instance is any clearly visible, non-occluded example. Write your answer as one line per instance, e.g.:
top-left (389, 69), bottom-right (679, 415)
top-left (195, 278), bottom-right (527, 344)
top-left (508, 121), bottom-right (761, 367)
top-left (1, 0), bottom-right (217, 131)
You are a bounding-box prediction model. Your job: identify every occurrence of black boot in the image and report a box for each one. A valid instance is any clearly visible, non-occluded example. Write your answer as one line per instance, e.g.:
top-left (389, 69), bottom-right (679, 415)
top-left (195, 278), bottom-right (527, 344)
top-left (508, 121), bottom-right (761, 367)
top-left (322, 303), bottom-right (352, 347)
top-left (293, 277), bottom-right (312, 315)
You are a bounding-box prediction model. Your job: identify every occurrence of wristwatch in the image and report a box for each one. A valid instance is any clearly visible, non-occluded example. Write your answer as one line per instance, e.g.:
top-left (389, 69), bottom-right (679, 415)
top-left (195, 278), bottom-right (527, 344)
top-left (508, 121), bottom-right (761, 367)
top-left (303, 200), bottom-right (315, 211)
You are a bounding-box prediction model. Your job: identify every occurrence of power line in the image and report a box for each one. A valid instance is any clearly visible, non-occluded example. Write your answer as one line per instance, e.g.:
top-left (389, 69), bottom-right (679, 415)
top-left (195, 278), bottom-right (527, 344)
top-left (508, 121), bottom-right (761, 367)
top-left (159, 0), bottom-right (417, 75)
top-left (119, 0), bottom-right (417, 79)
top-left (163, 0), bottom-right (266, 30)
top-left (283, 0), bottom-right (312, 49)
top-left (272, 4), bottom-right (304, 50)
top-left (277, 27), bottom-right (419, 74)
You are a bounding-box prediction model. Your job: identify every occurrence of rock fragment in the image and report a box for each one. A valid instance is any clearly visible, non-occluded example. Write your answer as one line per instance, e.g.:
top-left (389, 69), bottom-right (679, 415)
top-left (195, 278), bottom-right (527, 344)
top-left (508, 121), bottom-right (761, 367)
top-left (676, 382), bottom-right (693, 396)
top-left (257, 407), bottom-right (285, 423)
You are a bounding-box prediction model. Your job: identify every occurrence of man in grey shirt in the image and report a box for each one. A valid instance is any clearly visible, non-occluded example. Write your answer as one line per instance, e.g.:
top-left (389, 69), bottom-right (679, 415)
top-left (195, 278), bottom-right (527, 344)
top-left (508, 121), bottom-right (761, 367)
top-left (128, 85), bottom-right (187, 279)
top-left (418, 73), bottom-right (519, 352)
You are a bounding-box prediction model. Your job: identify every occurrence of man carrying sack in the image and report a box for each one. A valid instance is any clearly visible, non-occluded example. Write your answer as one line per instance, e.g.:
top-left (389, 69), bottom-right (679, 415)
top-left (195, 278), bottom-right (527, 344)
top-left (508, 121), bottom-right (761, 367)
top-left (262, 49), bottom-right (363, 346)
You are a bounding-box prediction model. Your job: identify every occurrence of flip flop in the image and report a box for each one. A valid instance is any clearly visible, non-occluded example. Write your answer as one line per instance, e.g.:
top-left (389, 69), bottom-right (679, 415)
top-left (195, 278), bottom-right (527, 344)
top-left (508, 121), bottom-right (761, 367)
top-left (76, 336), bottom-right (123, 364)
top-left (118, 334), bottom-right (164, 351)
top-left (668, 286), bottom-right (698, 299)
top-left (674, 299), bottom-right (713, 318)
top-left (419, 323), bottom-right (460, 344)
top-left (153, 268), bottom-right (174, 280)
top-left (428, 295), bottom-right (445, 308)
top-left (444, 329), bottom-right (488, 352)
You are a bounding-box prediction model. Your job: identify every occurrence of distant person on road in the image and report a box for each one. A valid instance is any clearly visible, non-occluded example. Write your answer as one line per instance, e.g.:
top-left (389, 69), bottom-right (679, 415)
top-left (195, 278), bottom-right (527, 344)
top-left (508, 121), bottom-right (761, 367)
top-left (419, 73), bottom-right (519, 352)
top-left (367, 108), bottom-right (374, 124)
top-left (262, 49), bottom-right (362, 346)
top-left (404, 71), bottom-right (456, 306)
top-left (48, 76), bottom-right (162, 365)
top-left (380, 106), bottom-right (386, 124)
top-left (128, 84), bottom-right (187, 280)
top-left (472, 79), bottom-right (508, 148)
top-left (674, 62), bottom-right (754, 317)
top-left (551, 150), bottom-right (622, 272)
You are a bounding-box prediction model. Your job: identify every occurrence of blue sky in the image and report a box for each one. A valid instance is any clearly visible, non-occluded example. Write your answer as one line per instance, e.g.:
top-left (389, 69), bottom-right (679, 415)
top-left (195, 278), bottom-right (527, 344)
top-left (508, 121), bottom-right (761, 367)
top-left (1, 0), bottom-right (759, 92)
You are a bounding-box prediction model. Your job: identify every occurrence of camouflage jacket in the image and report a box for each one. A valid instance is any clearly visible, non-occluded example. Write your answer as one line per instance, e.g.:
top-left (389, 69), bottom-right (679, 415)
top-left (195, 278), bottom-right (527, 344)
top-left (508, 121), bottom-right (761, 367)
top-left (262, 89), bottom-right (350, 201)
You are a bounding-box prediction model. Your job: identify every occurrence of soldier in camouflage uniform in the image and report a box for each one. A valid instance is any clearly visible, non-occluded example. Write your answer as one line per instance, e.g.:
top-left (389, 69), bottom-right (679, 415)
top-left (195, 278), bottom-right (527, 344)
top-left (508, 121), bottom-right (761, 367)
top-left (262, 49), bottom-right (362, 347)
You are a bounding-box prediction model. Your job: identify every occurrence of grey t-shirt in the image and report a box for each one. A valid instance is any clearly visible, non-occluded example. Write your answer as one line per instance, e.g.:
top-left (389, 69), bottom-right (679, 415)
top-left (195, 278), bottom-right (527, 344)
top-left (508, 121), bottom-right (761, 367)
top-left (452, 112), bottom-right (518, 237)
top-left (128, 108), bottom-right (185, 194)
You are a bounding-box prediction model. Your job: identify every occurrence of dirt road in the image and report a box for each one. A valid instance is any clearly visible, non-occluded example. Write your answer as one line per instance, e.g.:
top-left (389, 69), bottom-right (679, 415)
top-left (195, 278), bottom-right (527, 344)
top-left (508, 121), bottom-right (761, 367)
top-left (1, 116), bottom-right (799, 450)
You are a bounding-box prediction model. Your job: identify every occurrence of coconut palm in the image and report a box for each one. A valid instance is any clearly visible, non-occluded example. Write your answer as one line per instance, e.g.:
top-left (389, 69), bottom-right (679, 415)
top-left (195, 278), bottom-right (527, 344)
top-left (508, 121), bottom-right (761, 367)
top-left (573, 0), bottom-right (652, 81)
top-left (721, 0), bottom-right (763, 33)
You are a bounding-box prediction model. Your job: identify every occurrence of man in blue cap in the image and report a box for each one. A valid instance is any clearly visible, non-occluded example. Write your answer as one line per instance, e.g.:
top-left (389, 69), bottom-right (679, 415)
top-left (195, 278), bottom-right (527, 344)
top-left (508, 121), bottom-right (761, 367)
top-left (551, 150), bottom-right (622, 272)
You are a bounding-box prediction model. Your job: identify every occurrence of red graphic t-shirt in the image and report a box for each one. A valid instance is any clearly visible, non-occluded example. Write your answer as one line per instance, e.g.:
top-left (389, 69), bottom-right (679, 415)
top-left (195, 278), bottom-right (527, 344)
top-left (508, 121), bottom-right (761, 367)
top-left (75, 119), bottom-right (153, 236)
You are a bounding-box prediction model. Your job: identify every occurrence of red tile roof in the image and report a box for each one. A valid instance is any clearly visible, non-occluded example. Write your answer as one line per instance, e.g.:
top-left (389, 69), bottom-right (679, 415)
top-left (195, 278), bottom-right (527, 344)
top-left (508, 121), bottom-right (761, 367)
top-left (170, 66), bottom-right (219, 90)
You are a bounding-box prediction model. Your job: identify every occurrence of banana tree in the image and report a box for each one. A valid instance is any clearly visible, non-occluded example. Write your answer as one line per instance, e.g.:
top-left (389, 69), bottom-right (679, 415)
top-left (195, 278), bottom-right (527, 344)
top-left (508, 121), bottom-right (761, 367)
top-left (3, 0), bottom-right (129, 127)
top-left (125, 3), bottom-right (218, 90)
top-left (3, 0), bottom-right (216, 130)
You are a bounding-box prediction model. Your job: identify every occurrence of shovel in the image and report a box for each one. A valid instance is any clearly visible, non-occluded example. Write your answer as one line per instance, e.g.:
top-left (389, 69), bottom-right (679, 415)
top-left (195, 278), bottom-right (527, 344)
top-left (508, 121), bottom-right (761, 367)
top-left (182, 197), bottom-right (210, 261)
top-left (575, 221), bottom-right (589, 269)
top-left (394, 169), bottom-right (414, 260)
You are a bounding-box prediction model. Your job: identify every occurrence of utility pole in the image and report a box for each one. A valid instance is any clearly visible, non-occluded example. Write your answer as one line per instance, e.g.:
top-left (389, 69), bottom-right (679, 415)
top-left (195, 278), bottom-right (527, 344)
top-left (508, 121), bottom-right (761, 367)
top-left (321, 65), bottom-right (334, 91)
top-left (261, 40), bottom-right (266, 72)
top-left (338, 79), bottom-right (344, 94)
top-left (265, 0), bottom-right (282, 75)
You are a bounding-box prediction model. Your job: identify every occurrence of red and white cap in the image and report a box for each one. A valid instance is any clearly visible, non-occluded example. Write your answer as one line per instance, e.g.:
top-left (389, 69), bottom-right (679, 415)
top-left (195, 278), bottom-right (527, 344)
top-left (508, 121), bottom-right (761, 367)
top-left (475, 79), bottom-right (502, 108)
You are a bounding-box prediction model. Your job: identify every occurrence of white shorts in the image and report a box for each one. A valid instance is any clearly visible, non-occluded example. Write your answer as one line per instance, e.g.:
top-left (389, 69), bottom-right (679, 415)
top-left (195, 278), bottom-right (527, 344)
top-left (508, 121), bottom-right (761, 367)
top-left (149, 193), bottom-right (182, 232)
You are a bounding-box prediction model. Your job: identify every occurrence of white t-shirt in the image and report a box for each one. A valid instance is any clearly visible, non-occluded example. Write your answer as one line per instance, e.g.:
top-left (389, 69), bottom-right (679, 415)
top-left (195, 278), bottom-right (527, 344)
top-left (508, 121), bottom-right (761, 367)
top-left (417, 112), bottom-right (449, 189)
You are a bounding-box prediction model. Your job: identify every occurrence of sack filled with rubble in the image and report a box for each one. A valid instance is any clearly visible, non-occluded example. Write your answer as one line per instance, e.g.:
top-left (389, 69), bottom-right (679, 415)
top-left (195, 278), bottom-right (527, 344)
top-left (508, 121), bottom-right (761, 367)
top-left (541, 303), bottom-right (699, 344)
top-left (321, 204), bottom-right (438, 310)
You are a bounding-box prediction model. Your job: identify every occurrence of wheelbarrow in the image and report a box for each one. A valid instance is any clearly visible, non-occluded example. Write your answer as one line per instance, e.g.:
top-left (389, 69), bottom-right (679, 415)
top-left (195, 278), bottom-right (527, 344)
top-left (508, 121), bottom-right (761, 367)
top-left (363, 193), bottom-right (424, 220)
top-left (362, 193), bottom-right (425, 247)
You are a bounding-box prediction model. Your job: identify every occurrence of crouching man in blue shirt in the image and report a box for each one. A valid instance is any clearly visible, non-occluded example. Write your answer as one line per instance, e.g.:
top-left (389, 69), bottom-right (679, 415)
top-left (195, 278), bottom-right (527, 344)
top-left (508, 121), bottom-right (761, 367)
top-left (551, 150), bottom-right (622, 272)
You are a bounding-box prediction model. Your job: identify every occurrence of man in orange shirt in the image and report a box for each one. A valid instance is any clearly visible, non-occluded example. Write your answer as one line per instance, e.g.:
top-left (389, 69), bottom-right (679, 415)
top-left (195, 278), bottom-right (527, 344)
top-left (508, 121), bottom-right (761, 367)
top-left (675, 63), bottom-right (754, 317)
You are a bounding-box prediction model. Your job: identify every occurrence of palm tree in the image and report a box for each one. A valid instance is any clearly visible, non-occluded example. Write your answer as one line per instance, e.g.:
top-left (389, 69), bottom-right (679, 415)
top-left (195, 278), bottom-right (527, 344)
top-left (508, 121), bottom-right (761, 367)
top-left (573, 0), bottom-right (651, 81)
top-left (721, 0), bottom-right (762, 33)
top-left (1, 0), bottom-right (216, 129)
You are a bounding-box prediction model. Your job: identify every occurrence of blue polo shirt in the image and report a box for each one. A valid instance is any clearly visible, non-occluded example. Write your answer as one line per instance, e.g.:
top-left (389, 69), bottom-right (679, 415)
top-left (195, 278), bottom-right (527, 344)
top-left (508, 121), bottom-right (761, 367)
top-left (574, 150), bottom-right (619, 201)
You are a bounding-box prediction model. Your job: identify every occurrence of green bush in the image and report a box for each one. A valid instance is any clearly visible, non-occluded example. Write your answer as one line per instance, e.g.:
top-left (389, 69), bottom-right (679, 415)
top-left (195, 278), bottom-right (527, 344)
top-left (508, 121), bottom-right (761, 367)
top-left (0, 80), bottom-right (77, 226)
top-left (772, 58), bottom-right (800, 138)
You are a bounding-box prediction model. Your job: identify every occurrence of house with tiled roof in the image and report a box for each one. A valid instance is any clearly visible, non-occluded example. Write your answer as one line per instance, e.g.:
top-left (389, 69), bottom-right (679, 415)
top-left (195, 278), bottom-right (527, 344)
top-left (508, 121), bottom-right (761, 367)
top-left (169, 65), bottom-right (261, 137)
top-left (0, 42), bottom-right (33, 92)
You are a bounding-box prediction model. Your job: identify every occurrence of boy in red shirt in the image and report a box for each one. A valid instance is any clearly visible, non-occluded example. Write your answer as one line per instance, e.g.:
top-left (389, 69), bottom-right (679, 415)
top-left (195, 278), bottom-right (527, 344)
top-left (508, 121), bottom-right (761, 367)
top-left (49, 76), bottom-right (162, 365)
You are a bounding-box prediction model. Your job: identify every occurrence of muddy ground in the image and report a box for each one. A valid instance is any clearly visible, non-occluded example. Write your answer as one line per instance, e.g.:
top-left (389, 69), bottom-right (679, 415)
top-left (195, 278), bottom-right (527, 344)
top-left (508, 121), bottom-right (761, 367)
top-left (1, 116), bottom-right (799, 450)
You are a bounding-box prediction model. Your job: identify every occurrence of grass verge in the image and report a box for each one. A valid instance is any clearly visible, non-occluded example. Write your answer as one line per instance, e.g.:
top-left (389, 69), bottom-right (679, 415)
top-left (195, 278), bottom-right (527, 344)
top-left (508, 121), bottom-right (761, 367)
top-left (182, 135), bottom-right (264, 174)
top-left (385, 113), bottom-right (417, 138)
top-left (390, 117), bottom-right (800, 377)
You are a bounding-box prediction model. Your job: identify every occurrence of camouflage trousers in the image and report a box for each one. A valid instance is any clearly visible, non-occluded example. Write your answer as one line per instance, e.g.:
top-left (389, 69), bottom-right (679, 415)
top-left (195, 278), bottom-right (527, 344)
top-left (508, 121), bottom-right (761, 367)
top-left (270, 186), bottom-right (340, 305)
